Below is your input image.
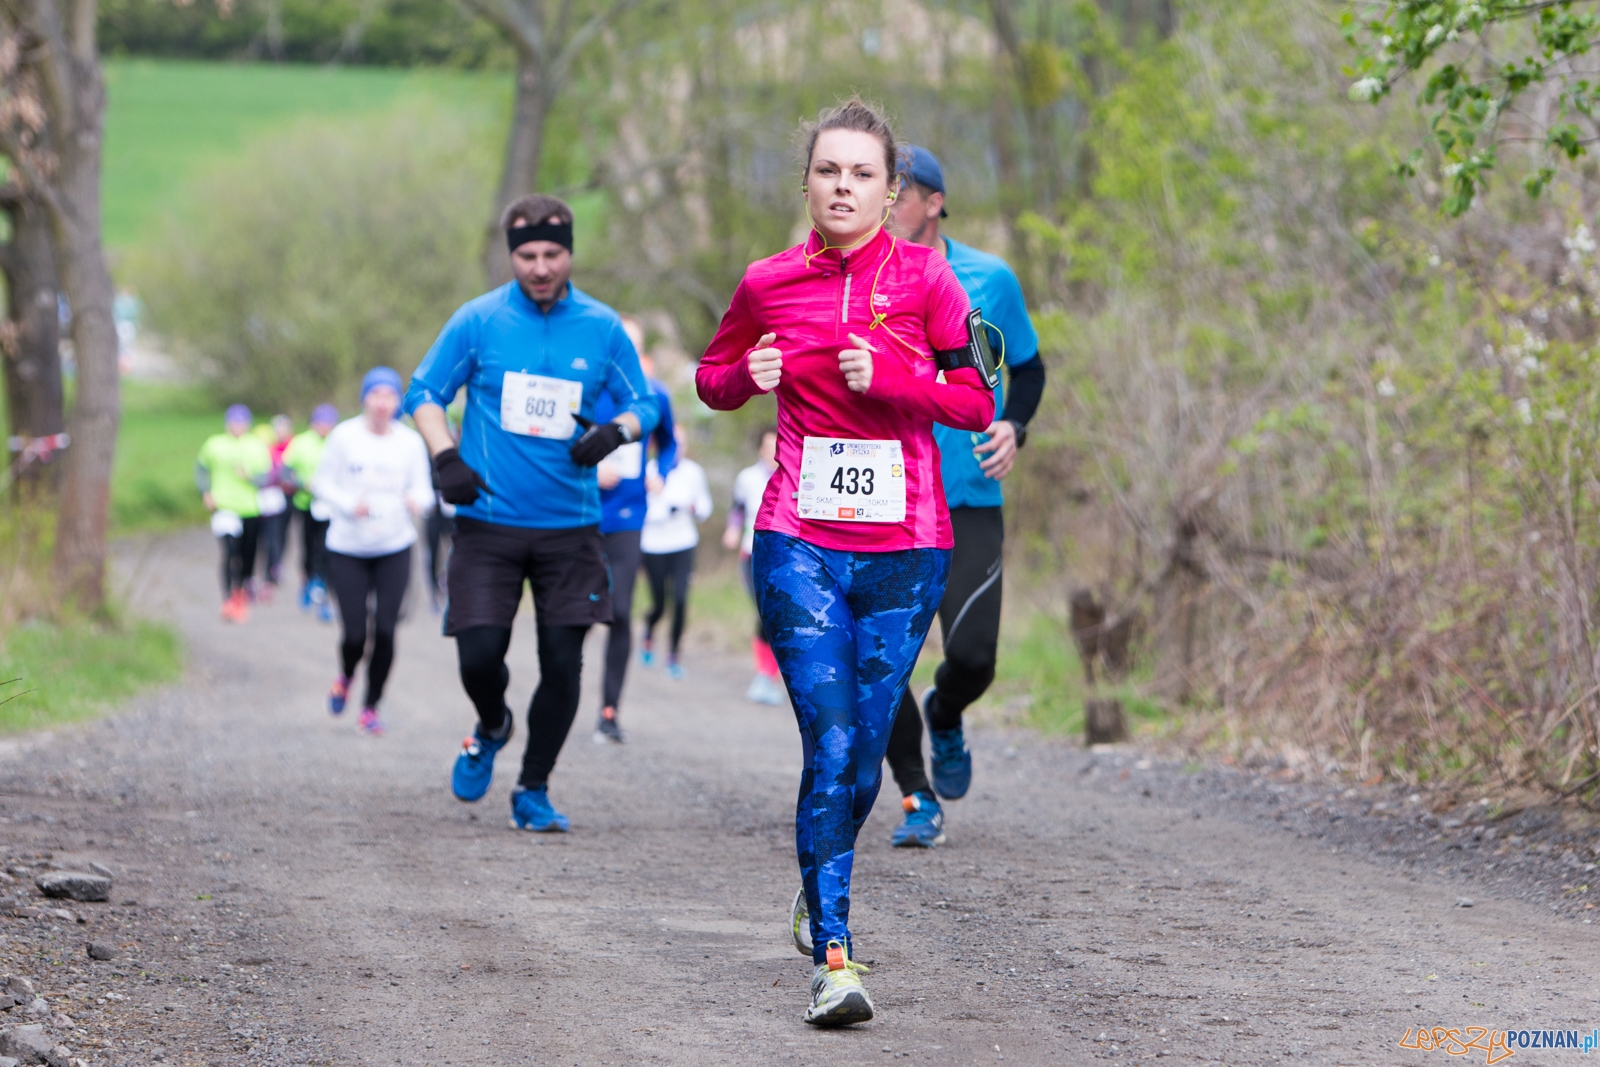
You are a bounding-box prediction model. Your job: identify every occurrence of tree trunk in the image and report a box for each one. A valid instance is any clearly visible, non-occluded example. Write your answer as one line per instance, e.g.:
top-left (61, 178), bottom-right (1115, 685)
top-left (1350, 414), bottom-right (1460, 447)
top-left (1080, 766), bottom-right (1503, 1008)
top-left (49, 34), bottom-right (120, 614)
top-left (0, 186), bottom-right (65, 497)
top-left (482, 51), bottom-right (552, 286)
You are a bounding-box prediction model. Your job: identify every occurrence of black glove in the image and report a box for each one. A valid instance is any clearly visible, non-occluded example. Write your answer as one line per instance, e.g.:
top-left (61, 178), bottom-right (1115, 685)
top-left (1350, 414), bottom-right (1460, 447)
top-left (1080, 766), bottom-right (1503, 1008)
top-left (432, 447), bottom-right (490, 505)
top-left (568, 414), bottom-right (629, 467)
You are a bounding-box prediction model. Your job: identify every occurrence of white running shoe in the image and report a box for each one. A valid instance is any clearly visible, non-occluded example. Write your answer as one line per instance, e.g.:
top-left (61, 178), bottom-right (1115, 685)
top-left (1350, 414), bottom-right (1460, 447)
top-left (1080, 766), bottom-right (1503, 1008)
top-left (746, 674), bottom-right (784, 706)
top-left (804, 940), bottom-right (873, 1026)
top-left (789, 887), bottom-right (812, 957)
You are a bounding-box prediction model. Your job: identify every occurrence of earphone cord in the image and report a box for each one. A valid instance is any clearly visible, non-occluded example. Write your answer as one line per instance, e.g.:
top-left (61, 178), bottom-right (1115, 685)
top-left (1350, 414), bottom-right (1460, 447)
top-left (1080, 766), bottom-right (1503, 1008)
top-left (802, 208), bottom-right (893, 271)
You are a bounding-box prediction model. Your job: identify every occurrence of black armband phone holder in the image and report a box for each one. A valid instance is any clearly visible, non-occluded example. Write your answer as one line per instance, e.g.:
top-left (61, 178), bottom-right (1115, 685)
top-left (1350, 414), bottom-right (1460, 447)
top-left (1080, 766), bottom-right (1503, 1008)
top-left (934, 308), bottom-right (1000, 389)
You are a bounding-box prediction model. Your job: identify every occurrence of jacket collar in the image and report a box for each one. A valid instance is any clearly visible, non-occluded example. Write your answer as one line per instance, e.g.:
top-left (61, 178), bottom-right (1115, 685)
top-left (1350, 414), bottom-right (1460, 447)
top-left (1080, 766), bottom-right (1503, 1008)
top-left (803, 225), bottom-right (892, 274)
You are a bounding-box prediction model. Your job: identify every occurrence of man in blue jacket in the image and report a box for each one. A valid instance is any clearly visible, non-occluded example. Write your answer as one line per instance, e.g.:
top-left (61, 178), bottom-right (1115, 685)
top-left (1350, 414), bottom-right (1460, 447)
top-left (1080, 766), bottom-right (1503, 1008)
top-left (884, 147), bottom-right (1047, 847)
top-left (406, 194), bottom-right (659, 834)
top-left (593, 316), bottom-right (677, 744)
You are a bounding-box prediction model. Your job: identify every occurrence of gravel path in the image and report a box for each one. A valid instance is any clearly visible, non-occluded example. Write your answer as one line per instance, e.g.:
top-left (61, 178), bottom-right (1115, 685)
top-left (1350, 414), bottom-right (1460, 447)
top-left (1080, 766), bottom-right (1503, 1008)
top-left (0, 529), bottom-right (1592, 1066)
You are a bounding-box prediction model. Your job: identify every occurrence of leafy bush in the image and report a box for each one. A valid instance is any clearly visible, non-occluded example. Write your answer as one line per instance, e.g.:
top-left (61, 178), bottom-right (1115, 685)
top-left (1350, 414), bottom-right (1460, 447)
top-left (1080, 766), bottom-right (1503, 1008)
top-left (136, 98), bottom-right (495, 413)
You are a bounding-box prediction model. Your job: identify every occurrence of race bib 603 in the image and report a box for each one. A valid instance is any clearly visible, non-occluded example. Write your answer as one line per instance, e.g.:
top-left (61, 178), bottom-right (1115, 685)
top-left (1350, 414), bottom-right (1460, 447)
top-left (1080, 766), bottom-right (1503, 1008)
top-left (500, 371), bottom-right (583, 439)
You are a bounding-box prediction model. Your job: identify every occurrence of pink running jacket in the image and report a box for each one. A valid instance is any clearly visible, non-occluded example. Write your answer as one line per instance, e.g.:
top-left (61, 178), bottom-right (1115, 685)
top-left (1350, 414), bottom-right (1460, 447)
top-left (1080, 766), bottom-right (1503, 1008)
top-left (697, 227), bottom-right (995, 552)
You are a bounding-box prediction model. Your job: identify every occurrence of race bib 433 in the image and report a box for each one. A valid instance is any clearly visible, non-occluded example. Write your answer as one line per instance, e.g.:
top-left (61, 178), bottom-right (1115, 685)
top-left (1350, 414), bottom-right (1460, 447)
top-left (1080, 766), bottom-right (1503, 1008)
top-left (797, 437), bottom-right (907, 523)
top-left (500, 371), bottom-right (583, 439)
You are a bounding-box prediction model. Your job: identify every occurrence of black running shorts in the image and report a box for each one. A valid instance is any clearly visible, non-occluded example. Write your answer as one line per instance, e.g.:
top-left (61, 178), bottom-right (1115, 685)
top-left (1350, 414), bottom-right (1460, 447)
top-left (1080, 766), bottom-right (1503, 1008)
top-left (444, 518), bottom-right (613, 634)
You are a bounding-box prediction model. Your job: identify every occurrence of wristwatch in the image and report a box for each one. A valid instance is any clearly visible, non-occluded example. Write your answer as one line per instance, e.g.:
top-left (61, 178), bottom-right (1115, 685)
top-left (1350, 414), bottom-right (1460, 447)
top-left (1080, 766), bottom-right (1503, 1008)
top-left (618, 421), bottom-right (638, 444)
top-left (1007, 420), bottom-right (1028, 448)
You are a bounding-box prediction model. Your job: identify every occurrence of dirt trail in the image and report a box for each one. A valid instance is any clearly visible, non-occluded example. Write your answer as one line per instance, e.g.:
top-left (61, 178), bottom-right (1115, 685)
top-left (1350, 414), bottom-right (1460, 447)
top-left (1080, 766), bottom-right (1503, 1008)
top-left (0, 530), bottom-right (1593, 1066)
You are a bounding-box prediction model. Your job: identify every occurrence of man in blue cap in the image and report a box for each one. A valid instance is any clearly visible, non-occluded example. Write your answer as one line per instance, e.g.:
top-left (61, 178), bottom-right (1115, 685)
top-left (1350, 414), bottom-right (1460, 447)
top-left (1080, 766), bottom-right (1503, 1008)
top-left (883, 146), bottom-right (1047, 846)
top-left (405, 193), bottom-right (660, 833)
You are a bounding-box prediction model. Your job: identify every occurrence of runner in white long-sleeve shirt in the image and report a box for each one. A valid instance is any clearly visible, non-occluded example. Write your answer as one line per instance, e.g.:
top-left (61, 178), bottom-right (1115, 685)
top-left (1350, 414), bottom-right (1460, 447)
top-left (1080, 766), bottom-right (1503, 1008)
top-left (310, 367), bottom-right (434, 735)
top-left (639, 428), bottom-right (713, 679)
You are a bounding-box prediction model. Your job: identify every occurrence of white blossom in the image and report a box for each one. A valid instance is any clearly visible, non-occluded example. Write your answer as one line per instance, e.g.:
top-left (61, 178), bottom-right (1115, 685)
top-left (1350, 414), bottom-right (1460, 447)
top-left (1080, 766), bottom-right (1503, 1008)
top-left (1566, 223), bottom-right (1596, 262)
top-left (1377, 377), bottom-right (1397, 397)
top-left (1424, 24), bottom-right (1445, 46)
top-left (1349, 77), bottom-right (1384, 102)
top-left (1515, 397), bottom-right (1533, 424)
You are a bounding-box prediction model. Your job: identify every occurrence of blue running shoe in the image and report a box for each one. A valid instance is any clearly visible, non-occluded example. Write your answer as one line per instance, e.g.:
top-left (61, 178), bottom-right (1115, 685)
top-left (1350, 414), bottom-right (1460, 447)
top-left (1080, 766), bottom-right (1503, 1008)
top-left (328, 675), bottom-right (349, 716)
top-left (510, 786), bottom-right (569, 832)
top-left (890, 791), bottom-right (945, 848)
top-left (666, 658), bottom-right (684, 680)
top-left (299, 582), bottom-right (313, 612)
top-left (640, 641), bottom-right (655, 667)
top-left (451, 715), bottom-right (512, 802)
top-left (922, 687), bottom-right (972, 799)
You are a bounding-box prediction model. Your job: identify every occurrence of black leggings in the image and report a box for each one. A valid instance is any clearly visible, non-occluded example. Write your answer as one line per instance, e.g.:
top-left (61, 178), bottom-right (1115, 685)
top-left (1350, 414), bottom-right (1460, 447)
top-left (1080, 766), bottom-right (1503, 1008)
top-left (425, 508), bottom-right (455, 597)
top-left (260, 509), bottom-right (290, 583)
top-left (218, 516), bottom-right (261, 597)
top-left (601, 530), bottom-right (643, 709)
top-left (456, 623), bottom-right (589, 789)
top-left (643, 547), bottom-right (695, 656)
top-left (296, 507), bottom-right (330, 584)
top-left (885, 506), bottom-right (1004, 796)
top-left (327, 546), bottom-right (412, 708)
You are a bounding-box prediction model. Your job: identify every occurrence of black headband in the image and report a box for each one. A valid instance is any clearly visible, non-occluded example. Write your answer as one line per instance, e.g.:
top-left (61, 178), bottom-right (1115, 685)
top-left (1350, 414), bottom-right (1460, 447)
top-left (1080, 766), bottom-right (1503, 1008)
top-left (506, 219), bottom-right (573, 254)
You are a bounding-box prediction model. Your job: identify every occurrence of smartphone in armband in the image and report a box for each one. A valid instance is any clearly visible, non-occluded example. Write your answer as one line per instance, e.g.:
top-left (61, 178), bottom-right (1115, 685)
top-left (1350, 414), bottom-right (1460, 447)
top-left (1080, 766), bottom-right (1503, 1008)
top-left (934, 308), bottom-right (1001, 389)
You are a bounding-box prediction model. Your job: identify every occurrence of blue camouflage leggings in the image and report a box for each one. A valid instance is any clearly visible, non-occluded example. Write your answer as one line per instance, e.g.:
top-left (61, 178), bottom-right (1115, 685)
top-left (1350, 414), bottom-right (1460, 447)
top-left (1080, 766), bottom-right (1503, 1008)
top-left (752, 532), bottom-right (950, 964)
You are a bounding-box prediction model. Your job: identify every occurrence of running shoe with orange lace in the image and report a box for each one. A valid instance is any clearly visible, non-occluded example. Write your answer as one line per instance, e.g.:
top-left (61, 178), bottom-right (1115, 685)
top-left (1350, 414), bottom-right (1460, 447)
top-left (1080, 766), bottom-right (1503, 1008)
top-left (452, 712), bottom-right (512, 802)
top-left (593, 704), bottom-right (624, 744)
top-left (327, 675), bottom-right (349, 715)
top-left (805, 940), bottom-right (873, 1026)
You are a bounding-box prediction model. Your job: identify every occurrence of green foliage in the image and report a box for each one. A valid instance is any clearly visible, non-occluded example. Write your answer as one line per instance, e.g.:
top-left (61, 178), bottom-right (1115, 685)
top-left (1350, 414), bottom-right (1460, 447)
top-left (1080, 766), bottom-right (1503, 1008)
top-left (133, 97), bottom-right (497, 412)
top-left (0, 618), bottom-right (182, 733)
top-left (1344, 0), bottom-right (1600, 214)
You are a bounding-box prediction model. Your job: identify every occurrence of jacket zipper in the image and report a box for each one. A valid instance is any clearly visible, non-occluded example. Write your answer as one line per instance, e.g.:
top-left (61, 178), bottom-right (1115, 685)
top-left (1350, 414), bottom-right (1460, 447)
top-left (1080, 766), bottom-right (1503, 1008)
top-left (841, 270), bottom-right (852, 325)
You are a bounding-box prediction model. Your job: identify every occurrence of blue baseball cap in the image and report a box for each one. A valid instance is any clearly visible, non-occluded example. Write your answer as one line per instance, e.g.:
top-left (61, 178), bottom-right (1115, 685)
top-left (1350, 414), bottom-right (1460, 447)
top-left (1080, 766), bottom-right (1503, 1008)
top-left (360, 366), bottom-right (403, 403)
top-left (897, 145), bottom-right (948, 217)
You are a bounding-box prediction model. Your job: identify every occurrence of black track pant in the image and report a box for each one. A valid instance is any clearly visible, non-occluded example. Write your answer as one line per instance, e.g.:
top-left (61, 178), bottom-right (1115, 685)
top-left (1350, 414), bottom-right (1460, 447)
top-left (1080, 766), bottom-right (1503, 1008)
top-left (424, 508), bottom-right (455, 598)
top-left (643, 547), bottom-right (695, 656)
top-left (327, 546), bottom-right (411, 708)
top-left (456, 623), bottom-right (588, 790)
top-left (218, 516), bottom-right (261, 598)
top-left (295, 506), bottom-right (330, 584)
top-left (600, 529), bottom-right (643, 709)
top-left (885, 506), bottom-right (1004, 797)
top-left (259, 509), bottom-right (290, 583)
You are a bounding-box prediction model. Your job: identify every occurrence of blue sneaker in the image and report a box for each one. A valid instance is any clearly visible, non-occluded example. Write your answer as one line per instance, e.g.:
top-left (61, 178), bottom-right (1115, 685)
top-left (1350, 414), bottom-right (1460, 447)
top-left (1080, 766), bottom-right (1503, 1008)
top-left (451, 715), bottom-right (512, 802)
top-left (510, 786), bottom-right (569, 832)
top-left (922, 688), bottom-right (972, 800)
top-left (890, 791), bottom-right (945, 848)
top-left (666, 658), bottom-right (684, 680)
top-left (299, 582), bottom-right (313, 612)
top-left (640, 642), bottom-right (655, 667)
top-left (328, 675), bottom-right (349, 716)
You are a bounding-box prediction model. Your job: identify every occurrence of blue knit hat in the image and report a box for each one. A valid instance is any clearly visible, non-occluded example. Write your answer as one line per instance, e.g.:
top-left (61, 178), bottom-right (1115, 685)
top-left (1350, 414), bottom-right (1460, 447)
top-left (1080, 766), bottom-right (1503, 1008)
top-left (224, 404), bottom-right (251, 426)
top-left (360, 366), bottom-right (403, 404)
top-left (310, 403), bottom-right (339, 427)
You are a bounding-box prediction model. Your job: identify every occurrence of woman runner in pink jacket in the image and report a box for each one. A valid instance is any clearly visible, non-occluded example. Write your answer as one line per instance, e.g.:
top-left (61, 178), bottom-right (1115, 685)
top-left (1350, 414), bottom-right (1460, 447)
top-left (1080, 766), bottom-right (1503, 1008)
top-left (697, 98), bottom-right (994, 1026)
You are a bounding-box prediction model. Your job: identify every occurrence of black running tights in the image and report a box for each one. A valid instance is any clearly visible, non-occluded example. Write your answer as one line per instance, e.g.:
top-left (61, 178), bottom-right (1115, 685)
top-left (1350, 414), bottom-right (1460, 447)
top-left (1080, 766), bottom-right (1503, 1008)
top-left (885, 506), bottom-right (1004, 797)
top-left (455, 623), bottom-right (589, 789)
top-left (601, 529), bottom-right (643, 709)
top-left (642, 547), bottom-right (695, 656)
top-left (218, 516), bottom-right (261, 598)
top-left (327, 546), bottom-right (411, 708)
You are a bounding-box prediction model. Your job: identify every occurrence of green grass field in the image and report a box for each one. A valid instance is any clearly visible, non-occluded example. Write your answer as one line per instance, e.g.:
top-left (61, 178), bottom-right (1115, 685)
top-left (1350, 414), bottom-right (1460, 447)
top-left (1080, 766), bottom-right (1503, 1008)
top-left (0, 617), bottom-right (182, 733)
top-left (113, 380), bottom-right (222, 533)
top-left (103, 59), bottom-right (509, 252)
